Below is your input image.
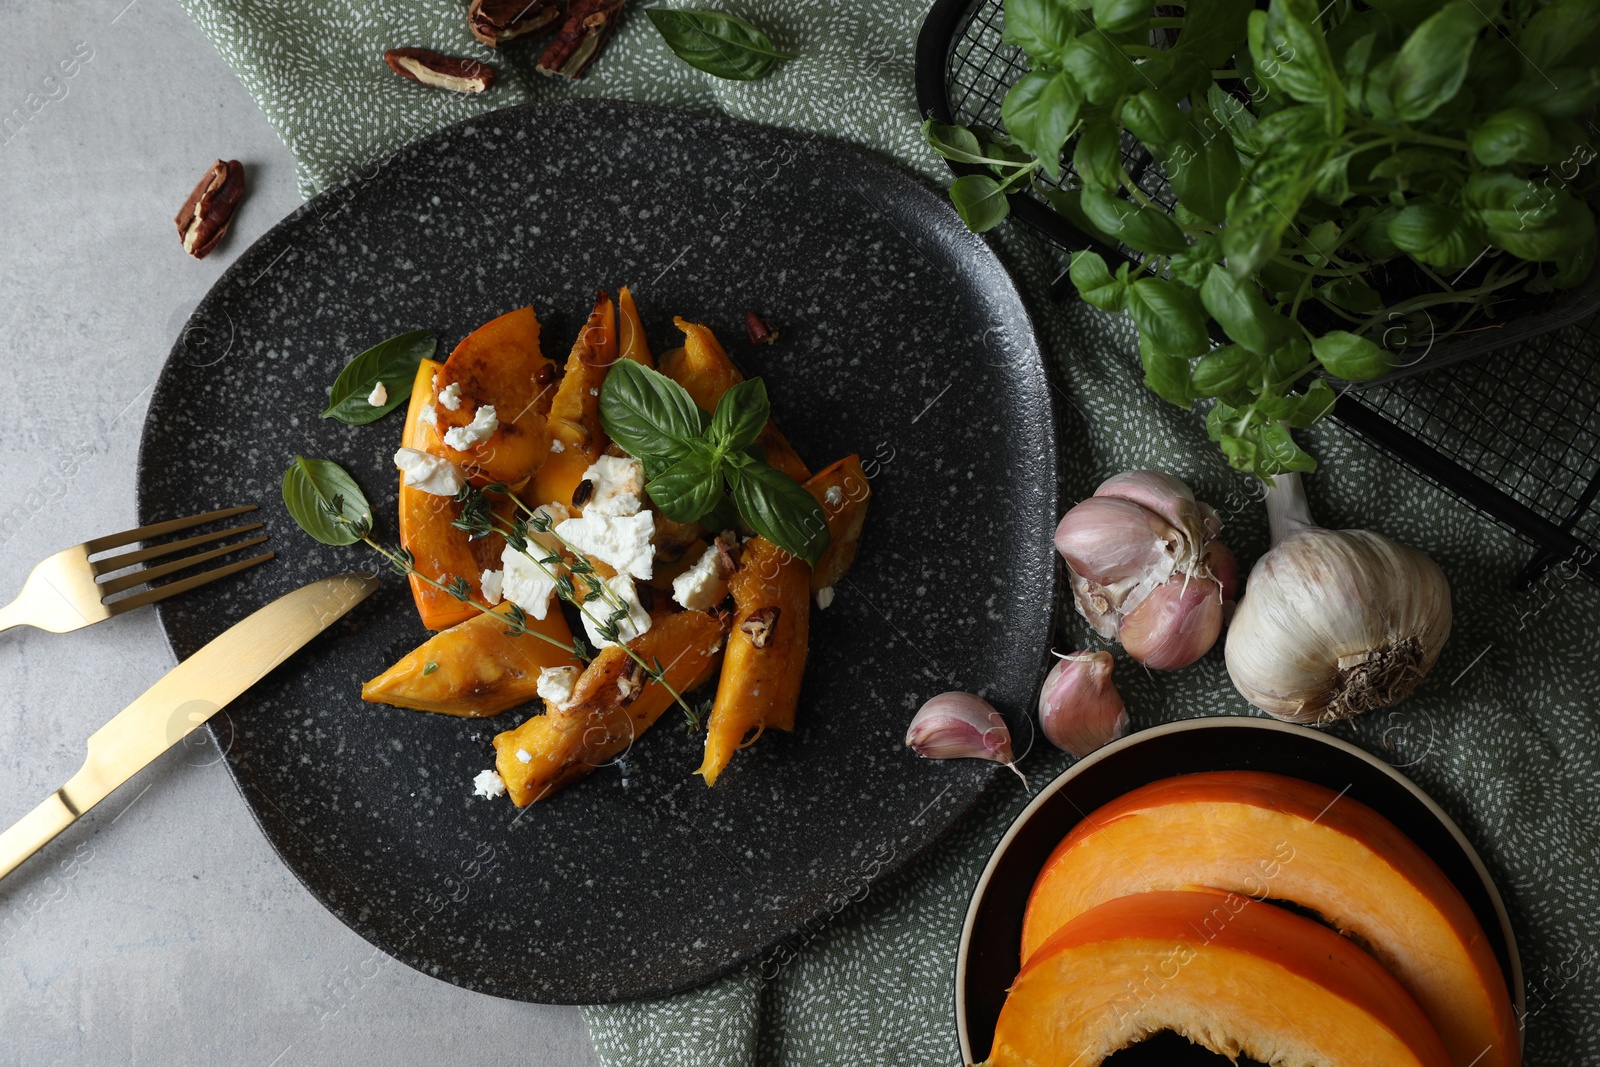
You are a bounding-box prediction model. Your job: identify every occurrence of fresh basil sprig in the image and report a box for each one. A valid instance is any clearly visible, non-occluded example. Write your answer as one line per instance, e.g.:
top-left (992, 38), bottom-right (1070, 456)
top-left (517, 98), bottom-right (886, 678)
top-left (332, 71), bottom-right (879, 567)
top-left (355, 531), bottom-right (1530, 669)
top-left (322, 329), bottom-right (436, 425)
top-left (282, 456), bottom-right (372, 545)
top-left (646, 9), bottom-right (793, 81)
top-left (598, 361), bottom-right (830, 566)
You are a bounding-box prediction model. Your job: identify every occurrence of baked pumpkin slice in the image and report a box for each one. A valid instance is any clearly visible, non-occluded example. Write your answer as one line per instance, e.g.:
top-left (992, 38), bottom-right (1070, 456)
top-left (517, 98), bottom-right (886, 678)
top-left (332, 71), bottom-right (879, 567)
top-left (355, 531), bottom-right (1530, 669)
top-left (1020, 771), bottom-right (1519, 1067)
top-left (529, 291), bottom-right (618, 509)
top-left (361, 606), bottom-right (580, 718)
top-left (398, 357), bottom-right (507, 630)
top-left (493, 609), bottom-right (727, 806)
top-left (802, 454), bottom-right (871, 598)
top-left (987, 889), bottom-right (1452, 1067)
top-left (433, 304), bottom-right (557, 487)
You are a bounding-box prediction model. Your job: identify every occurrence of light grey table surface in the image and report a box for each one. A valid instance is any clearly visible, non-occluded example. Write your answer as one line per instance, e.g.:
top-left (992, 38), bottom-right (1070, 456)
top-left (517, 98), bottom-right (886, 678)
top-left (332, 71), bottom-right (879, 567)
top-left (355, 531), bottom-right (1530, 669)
top-left (0, 2), bottom-right (598, 1064)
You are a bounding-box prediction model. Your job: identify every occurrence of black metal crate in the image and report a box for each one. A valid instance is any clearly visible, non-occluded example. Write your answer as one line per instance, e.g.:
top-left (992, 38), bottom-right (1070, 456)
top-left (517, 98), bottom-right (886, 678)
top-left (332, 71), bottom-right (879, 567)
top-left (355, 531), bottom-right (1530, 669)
top-left (916, 0), bottom-right (1600, 586)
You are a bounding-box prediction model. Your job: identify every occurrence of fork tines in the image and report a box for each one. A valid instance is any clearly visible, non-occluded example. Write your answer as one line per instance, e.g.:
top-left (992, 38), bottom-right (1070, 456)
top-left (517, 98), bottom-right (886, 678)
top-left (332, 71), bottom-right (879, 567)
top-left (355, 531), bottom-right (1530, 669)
top-left (92, 505), bottom-right (275, 614)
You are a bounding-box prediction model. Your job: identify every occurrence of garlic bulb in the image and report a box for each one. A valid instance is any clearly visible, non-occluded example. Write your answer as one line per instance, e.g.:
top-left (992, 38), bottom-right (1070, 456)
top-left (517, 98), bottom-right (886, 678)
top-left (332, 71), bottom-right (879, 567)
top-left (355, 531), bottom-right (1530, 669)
top-left (1225, 474), bottom-right (1452, 724)
top-left (1054, 470), bottom-right (1235, 669)
top-left (906, 692), bottom-right (1025, 782)
top-left (1038, 651), bottom-right (1128, 757)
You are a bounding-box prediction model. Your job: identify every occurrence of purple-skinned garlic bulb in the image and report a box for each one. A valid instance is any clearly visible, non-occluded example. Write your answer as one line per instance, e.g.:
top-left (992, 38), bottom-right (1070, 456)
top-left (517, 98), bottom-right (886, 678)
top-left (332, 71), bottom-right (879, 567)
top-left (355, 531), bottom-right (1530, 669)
top-left (1038, 651), bottom-right (1127, 757)
top-left (1053, 470), bottom-right (1236, 670)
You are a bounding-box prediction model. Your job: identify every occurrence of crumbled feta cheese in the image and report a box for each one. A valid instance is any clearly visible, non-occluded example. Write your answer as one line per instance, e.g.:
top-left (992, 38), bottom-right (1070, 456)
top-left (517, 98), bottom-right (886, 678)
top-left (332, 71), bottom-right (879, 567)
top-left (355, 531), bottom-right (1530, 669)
top-left (556, 511), bottom-right (655, 580)
top-left (516, 748), bottom-right (533, 764)
top-left (549, 439), bottom-right (565, 454)
top-left (816, 586), bottom-right (836, 610)
top-left (367, 381), bottom-right (389, 407)
top-left (394, 447), bottom-right (467, 496)
top-left (418, 403), bottom-right (439, 428)
top-left (472, 769), bottom-right (505, 799)
top-left (580, 455), bottom-right (646, 516)
top-left (824, 484), bottom-right (844, 508)
top-left (480, 569), bottom-right (504, 606)
top-left (537, 665), bottom-right (580, 710)
top-left (498, 505), bottom-right (571, 618)
top-left (672, 544), bottom-right (729, 612)
top-left (437, 381), bottom-right (463, 411)
top-left (444, 404), bottom-right (498, 451)
top-left (580, 573), bottom-right (653, 649)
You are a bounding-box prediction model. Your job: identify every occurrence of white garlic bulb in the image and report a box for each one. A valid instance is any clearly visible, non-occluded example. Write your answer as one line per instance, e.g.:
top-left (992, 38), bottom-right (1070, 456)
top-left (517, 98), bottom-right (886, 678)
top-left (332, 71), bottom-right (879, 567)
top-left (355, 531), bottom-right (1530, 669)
top-left (1225, 474), bottom-right (1452, 724)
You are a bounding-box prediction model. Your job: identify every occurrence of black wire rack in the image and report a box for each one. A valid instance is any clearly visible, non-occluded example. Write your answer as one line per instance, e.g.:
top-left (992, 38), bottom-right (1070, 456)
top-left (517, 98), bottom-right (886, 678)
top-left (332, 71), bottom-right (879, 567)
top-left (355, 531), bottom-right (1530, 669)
top-left (916, 0), bottom-right (1600, 587)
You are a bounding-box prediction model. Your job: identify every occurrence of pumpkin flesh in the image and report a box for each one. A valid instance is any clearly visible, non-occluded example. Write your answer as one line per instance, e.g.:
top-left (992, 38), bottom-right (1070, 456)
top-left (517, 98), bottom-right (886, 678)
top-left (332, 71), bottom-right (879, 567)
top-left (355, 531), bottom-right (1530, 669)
top-left (802, 455), bottom-right (871, 594)
top-left (434, 305), bottom-right (556, 486)
top-left (529, 291), bottom-right (617, 508)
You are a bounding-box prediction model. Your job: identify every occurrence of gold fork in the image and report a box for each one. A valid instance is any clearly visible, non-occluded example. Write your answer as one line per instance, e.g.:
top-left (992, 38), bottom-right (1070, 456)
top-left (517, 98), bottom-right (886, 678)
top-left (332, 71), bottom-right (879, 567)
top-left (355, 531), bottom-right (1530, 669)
top-left (0, 506), bottom-right (274, 634)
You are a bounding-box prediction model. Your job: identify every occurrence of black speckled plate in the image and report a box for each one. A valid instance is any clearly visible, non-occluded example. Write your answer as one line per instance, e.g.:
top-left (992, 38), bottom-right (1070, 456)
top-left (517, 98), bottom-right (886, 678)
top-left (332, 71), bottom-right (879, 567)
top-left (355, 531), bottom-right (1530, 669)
top-left (136, 99), bottom-right (1057, 1004)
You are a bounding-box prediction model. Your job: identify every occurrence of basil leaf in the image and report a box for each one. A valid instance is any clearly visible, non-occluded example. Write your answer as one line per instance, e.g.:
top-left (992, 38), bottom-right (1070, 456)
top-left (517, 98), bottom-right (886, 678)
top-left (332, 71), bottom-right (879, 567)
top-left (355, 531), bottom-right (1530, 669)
top-left (599, 359), bottom-right (709, 463)
top-left (922, 120), bottom-right (1004, 169)
top-left (728, 462), bottom-right (830, 566)
top-left (1138, 335), bottom-right (1197, 408)
top-left (1520, 0), bottom-right (1600, 69)
top-left (1313, 330), bottom-right (1394, 381)
top-left (282, 456), bottom-right (371, 546)
top-left (1127, 276), bottom-right (1210, 360)
top-left (1069, 250), bottom-right (1129, 313)
top-left (1120, 91), bottom-right (1187, 151)
top-left (1283, 379), bottom-right (1338, 428)
top-left (1168, 124), bottom-right (1241, 226)
top-left (1222, 109), bottom-right (1331, 279)
top-left (1092, 0), bottom-right (1150, 35)
top-left (948, 174), bottom-right (1011, 233)
top-left (1062, 34), bottom-right (1132, 104)
top-left (1168, 235), bottom-right (1223, 288)
top-left (1248, 2), bottom-right (1336, 109)
top-left (1002, 71), bottom-right (1081, 181)
top-left (1501, 67), bottom-right (1600, 121)
top-left (1471, 108), bottom-right (1553, 166)
top-left (322, 329), bottom-right (435, 426)
top-left (1078, 187), bottom-right (1189, 255)
top-left (1201, 266), bottom-right (1289, 355)
top-left (1390, 201), bottom-right (1484, 269)
top-left (1180, 0), bottom-right (1254, 68)
top-left (646, 453), bottom-right (722, 524)
top-left (709, 378), bottom-right (770, 452)
top-left (1004, 0), bottom-right (1080, 64)
top-left (1190, 344), bottom-right (1265, 398)
top-left (1390, 0), bottom-right (1477, 122)
top-left (645, 9), bottom-right (792, 81)
top-left (1072, 121), bottom-right (1123, 188)
top-left (1256, 422), bottom-right (1318, 475)
top-left (1208, 83), bottom-right (1259, 155)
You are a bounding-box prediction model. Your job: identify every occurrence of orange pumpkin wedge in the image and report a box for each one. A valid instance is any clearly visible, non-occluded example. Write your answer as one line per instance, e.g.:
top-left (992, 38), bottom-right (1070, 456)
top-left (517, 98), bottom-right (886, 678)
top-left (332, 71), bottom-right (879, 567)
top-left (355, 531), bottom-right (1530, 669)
top-left (697, 536), bottom-right (810, 786)
top-left (617, 285), bottom-right (652, 367)
top-left (1020, 771), bottom-right (1518, 1067)
top-left (802, 455), bottom-right (871, 596)
top-left (434, 305), bottom-right (556, 486)
top-left (987, 889), bottom-right (1452, 1067)
top-left (399, 358), bottom-right (502, 630)
top-left (360, 606), bottom-right (579, 717)
top-left (529, 291), bottom-right (617, 509)
top-left (493, 609), bottom-right (726, 806)
top-left (660, 318), bottom-right (811, 484)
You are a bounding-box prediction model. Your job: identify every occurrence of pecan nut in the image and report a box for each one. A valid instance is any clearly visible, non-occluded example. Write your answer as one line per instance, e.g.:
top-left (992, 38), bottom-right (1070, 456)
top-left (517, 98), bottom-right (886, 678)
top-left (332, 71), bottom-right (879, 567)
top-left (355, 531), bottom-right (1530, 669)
top-left (175, 160), bottom-right (245, 260)
top-left (537, 0), bottom-right (625, 80)
top-left (740, 606), bottom-right (781, 649)
top-left (384, 48), bottom-right (497, 93)
top-left (469, 0), bottom-right (562, 47)
top-left (713, 531), bottom-right (744, 576)
top-left (744, 312), bottom-right (780, 346)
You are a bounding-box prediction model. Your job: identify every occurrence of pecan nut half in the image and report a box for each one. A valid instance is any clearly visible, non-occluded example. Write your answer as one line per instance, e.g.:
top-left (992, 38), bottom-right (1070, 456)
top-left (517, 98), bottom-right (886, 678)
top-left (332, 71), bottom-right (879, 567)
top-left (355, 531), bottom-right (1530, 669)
top-left (537, 0), bottom-right (625, 80)
top-left (468, 0), bottom-right (562, 47)
top-left (175, 159), bottom-right (245, 260)
top-left (744, 312), bottom-right (779, 347)
top-left (740, 606), bottom-right (781, 649)
top-left (384, 48), bottom-right (497, 93)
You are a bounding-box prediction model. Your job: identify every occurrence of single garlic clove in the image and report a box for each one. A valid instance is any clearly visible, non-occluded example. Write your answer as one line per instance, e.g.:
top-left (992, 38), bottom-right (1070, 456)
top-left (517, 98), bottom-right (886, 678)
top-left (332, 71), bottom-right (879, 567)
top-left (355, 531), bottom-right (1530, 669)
top-left (906, 692), bottom-right (1025, 781)
top-left (1119, 574), bottom-right (1224, 670)
top-left (1204, 540), bottom-right (1241, 607)
top-left (1038, 651), bottom-right (1128, 757)
top-left (1054, 496), bottom-right (1182, 586)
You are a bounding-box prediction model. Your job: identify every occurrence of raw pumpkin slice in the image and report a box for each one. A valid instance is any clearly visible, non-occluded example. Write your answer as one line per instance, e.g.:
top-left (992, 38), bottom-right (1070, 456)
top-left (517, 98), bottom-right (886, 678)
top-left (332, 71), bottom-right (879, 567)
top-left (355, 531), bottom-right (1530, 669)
top-left (361, 606), bottom-right (580, 717)
top-left (660, 317), bottom-right (811, 484)
top-left (986, 889), bottom-right (1452, 1067)
top-left (1020, 771), bottom-right (1518, 1067)
top-left (802, 455), bottom-right (871, 595)
top-left (493, 609), bottom-right (726, 806)
top-left (399, 358), bottom-right (504, 631)
top-left (434, 305), bottom-right (557, 486)
top-left (529, 291), bottom-right (617, 509)
top-left (697, 536), bottom-right (810, 786)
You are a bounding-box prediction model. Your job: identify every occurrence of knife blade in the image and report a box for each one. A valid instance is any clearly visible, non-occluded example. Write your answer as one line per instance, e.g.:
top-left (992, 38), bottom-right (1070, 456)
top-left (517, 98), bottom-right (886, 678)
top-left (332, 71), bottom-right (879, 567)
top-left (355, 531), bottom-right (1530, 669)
top-left (0, 572), bottom-right (379, 881)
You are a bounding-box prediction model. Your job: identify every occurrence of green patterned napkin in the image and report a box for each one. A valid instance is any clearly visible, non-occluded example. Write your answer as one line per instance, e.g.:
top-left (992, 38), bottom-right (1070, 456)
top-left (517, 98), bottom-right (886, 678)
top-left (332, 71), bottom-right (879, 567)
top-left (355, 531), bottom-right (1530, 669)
top-left (175, 2), bottom-right (1600, 1063)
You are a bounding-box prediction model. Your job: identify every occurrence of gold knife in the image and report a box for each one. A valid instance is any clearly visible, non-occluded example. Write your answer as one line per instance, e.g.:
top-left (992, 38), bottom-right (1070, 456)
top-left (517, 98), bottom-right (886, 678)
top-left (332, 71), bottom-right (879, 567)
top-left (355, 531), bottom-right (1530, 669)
top-left (0, 572), bottom-right (379, 881)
